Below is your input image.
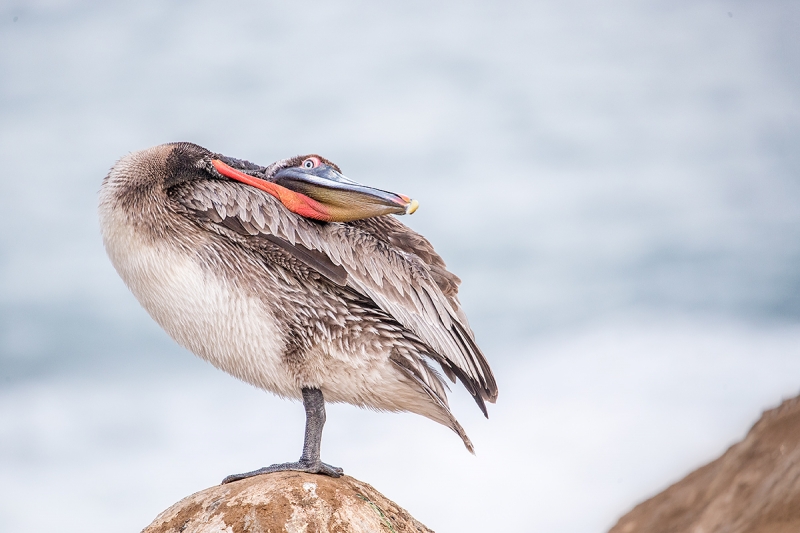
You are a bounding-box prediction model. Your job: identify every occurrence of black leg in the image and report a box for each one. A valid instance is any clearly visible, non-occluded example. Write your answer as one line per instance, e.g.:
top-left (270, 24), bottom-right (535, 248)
top-left (221, 387), bottom-right (343, 484)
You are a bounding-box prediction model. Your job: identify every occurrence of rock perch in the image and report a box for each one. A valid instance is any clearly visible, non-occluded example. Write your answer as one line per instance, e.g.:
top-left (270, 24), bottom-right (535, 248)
top-left (142, 471), bottom-right (434, 533)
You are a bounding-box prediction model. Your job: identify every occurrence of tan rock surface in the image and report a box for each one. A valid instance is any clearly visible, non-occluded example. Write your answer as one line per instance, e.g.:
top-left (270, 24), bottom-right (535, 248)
top-left (609, 395), bottom-right (800, 533)
top-left (142, 471), bottom-right (433, 533)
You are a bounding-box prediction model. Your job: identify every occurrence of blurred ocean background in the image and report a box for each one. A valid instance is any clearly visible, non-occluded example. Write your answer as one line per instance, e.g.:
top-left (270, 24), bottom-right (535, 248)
top-left (1, 1), bottom-right (799, 531)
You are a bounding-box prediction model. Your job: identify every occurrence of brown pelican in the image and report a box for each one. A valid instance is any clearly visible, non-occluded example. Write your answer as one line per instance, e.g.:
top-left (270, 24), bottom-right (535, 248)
top-left (98, 142), bottom-right (497, 483)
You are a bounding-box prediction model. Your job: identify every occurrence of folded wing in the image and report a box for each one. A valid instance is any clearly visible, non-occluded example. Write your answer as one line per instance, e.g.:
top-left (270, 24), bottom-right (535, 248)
top-left (170, 179), bottom-right (498, 414)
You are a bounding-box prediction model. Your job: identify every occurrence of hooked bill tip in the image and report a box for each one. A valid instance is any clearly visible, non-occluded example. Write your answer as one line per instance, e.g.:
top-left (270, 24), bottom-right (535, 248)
top-left (405, 199), bottom-right (419, 215)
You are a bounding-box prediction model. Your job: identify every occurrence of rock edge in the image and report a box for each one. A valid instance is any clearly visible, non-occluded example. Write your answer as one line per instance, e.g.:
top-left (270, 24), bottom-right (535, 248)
top-left (609, 394), bottom-right (800, 533)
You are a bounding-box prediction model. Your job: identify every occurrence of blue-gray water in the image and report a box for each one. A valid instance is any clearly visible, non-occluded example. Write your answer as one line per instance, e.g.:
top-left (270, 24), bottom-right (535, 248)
top-left (1, 1), bottom-right (799, 531)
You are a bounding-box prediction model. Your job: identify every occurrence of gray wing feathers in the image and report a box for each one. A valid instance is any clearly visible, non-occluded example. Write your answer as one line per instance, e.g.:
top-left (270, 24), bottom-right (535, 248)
top-left (172, 181), bottom-right (498, 410)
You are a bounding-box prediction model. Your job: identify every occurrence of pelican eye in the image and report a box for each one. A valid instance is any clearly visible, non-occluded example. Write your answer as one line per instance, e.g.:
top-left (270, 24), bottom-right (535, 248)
top-left (302, 159), bottom-right (316, 169)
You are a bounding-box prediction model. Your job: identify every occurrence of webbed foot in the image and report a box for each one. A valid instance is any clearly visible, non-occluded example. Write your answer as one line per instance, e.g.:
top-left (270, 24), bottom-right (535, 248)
top-left (221, 460), bottom-right (343, 484)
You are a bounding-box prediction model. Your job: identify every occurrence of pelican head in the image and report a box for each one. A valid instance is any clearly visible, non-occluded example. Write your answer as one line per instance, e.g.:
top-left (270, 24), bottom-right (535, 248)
top-left (153, 142), bottom-right (418, 223)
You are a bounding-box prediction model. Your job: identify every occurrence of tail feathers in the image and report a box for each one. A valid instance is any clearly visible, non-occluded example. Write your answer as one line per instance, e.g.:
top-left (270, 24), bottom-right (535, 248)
top-left (389, 353), bottom-right (475, 454)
